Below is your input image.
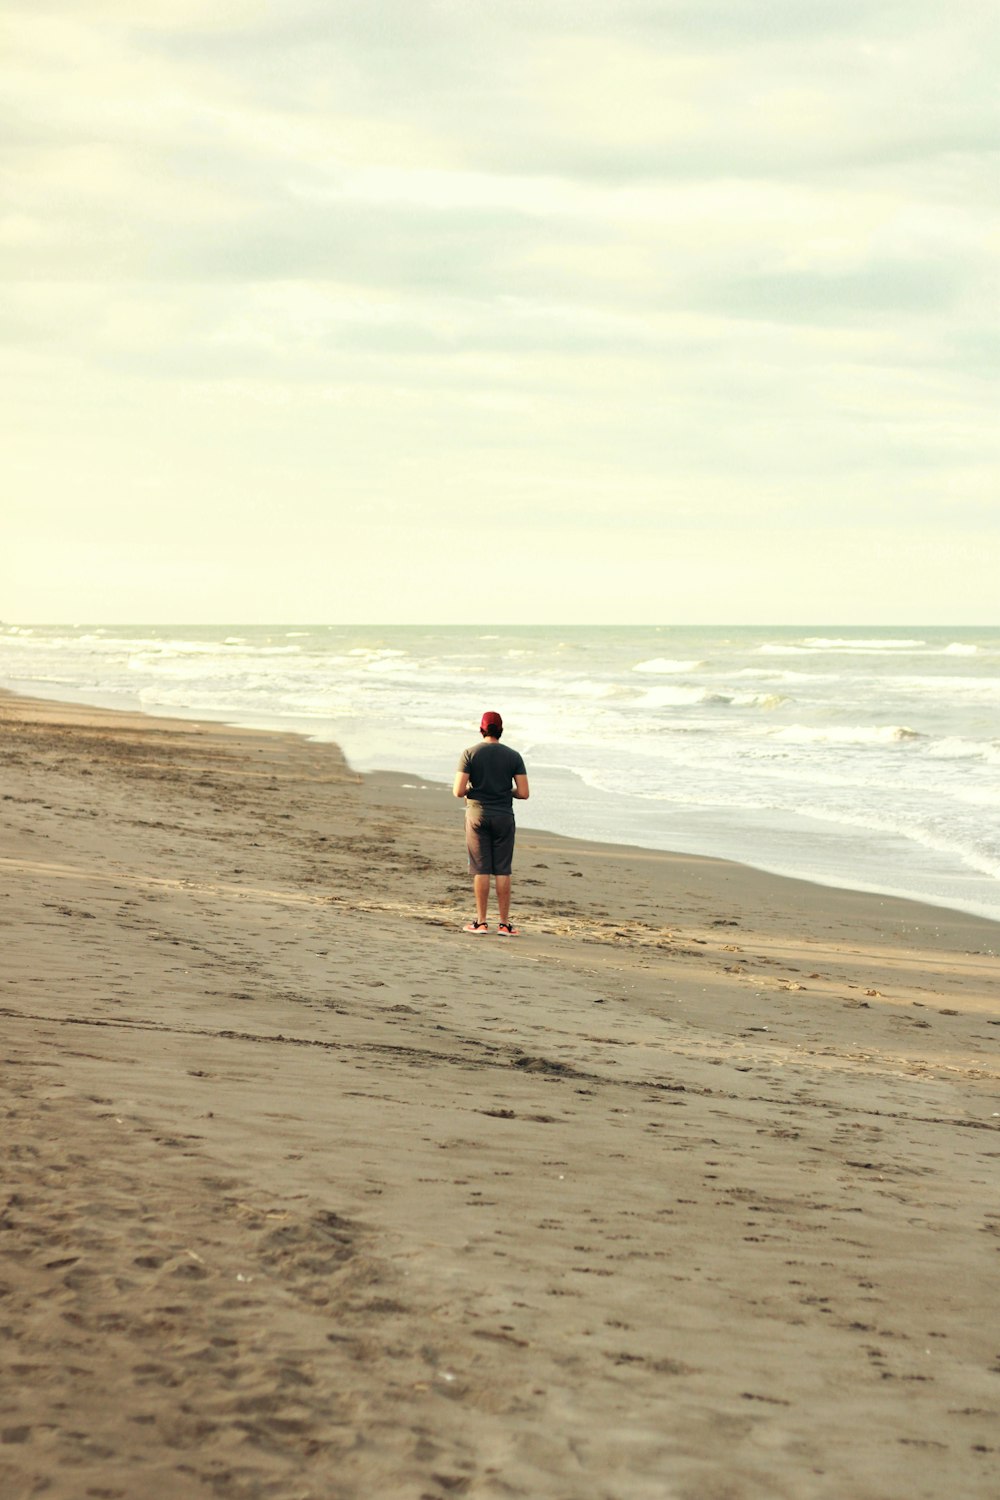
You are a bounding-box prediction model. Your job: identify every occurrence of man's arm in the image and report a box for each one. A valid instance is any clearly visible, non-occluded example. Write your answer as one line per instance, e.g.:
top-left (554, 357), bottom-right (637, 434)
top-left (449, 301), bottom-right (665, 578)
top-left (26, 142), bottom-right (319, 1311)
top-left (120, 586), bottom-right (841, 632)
top-left (453, 772), bottom-right (470, 798)
top-left (513, 774), bottom-right (529, 801)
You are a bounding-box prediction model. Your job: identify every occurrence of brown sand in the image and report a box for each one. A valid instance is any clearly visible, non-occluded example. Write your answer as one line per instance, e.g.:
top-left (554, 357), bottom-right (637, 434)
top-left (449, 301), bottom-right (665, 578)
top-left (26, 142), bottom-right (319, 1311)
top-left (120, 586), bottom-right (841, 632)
top-left (2, 689), bottom-right (998, 1500)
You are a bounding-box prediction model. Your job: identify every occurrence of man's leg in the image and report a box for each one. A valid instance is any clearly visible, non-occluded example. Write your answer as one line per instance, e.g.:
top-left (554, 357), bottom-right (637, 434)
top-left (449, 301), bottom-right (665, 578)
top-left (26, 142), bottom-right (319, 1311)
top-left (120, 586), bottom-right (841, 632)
top-left (466, 813), bottom-right (490, 924)
top-left (492, 814), bottom-right (515, 926)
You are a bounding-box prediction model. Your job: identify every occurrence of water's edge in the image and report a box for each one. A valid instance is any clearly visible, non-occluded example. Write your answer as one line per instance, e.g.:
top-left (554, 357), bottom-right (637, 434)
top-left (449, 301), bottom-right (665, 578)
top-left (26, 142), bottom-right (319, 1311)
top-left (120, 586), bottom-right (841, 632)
top-left (5, 680), bottom-right (998, 934)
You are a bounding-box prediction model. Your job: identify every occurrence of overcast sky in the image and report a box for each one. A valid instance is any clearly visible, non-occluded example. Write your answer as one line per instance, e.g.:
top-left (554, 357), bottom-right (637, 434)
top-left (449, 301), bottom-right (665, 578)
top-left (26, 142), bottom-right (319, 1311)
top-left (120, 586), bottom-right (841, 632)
top-left (3, 0), bottom-right (997, 624)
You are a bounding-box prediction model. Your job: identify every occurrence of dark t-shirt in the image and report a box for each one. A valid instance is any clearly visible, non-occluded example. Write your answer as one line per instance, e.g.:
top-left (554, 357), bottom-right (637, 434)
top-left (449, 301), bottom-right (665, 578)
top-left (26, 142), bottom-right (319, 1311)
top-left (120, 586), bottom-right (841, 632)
top-left (458, 741), bottom-right (527, 812)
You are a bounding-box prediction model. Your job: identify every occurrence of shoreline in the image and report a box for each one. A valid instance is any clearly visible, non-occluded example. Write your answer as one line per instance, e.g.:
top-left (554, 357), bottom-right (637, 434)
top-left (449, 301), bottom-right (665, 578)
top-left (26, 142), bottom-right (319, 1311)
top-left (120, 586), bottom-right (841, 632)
top-left (4, 617), bottom-right (998, 931)
top-left (3, 688), bottom-right (999, 1498)
top-left (4, 682), bottom-right (999, 933)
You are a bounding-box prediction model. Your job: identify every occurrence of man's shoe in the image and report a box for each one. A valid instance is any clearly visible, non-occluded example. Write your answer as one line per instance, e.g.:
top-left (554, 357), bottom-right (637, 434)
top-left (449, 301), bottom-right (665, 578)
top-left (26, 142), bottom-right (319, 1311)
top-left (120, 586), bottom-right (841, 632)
top-left (463, 920), bottom-right (489, 933)
top-left (497, 922), bottom-right (519, 937)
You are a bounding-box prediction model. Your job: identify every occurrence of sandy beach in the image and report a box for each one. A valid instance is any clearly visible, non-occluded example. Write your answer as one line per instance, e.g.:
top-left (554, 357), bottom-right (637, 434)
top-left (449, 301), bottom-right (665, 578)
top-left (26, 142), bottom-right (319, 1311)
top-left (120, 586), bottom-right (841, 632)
top-left (2, 689), bottom-right (998, 1500)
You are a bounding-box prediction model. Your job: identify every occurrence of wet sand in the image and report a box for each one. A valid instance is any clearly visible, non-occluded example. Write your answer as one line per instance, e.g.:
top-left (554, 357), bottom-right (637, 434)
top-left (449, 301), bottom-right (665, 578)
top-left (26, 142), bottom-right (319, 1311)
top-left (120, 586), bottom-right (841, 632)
top-left (2, 689), bottom-right (999, 1500)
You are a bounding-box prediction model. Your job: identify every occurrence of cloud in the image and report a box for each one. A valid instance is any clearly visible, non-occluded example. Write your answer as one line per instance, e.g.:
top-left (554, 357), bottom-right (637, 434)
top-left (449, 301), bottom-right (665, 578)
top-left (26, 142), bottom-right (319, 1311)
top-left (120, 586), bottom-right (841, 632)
top-left (2, 1), bottom-right (997, 622)
top-left (115, 0), bottom-right (1000, 183)
top-left (699, 260), bottom-right (964, 322)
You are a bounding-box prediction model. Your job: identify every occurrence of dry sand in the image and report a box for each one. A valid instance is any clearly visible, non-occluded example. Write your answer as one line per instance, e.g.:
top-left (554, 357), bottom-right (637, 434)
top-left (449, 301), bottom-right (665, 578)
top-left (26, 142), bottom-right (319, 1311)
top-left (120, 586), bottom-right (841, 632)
top-left (2, 689), bottom-right (999, 1500)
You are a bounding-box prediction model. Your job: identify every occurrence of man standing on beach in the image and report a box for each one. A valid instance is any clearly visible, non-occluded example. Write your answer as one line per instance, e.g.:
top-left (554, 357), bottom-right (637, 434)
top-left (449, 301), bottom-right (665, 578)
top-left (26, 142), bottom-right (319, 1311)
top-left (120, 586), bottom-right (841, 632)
top-left (453, 711), bottom-right (529, 936)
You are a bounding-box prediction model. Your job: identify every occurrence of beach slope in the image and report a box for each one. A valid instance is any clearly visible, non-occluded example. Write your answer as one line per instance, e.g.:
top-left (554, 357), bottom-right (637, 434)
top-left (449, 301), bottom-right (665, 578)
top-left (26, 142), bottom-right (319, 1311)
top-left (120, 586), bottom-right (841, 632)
top-left (2, 692), bottom-right (998, 1499)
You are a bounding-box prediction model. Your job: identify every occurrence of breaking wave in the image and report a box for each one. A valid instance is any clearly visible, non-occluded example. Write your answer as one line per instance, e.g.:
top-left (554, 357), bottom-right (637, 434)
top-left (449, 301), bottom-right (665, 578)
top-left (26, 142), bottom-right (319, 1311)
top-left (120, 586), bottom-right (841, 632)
top-left (759, 638), bottom-right (926, 656)
top-left (639, 685), bottom-right (785, 710)
top-left (927, 736), bottom-right (1000, 765)
top-left (768, 724), bottom-right (922, 747)
top-left (633, 658), bottom-right (702, 674)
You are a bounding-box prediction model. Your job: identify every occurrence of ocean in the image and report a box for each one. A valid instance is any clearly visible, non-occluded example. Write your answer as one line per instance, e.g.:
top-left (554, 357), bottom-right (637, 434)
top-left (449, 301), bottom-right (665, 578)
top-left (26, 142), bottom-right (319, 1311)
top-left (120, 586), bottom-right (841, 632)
top-left (2, 623), bottom-right (998, 924)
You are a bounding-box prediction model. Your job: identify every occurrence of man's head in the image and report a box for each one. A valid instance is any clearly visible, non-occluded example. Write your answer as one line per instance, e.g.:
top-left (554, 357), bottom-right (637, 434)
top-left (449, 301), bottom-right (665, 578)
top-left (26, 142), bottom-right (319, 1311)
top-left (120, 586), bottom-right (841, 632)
top-left (480, 710), bottom-right (503, 739)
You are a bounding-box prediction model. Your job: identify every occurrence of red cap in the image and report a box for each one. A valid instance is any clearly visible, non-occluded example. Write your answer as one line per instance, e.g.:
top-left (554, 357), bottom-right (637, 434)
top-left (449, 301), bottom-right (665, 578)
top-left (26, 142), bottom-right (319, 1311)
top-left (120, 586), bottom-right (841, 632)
top-left (480, 710), bottom-right (503, 733)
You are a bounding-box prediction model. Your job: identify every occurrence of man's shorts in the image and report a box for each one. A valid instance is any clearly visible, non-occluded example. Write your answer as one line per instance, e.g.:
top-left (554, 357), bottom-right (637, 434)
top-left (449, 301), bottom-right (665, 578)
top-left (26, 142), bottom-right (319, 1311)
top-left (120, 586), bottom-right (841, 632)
top-left (465, 807), bottom-right (516, 876)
